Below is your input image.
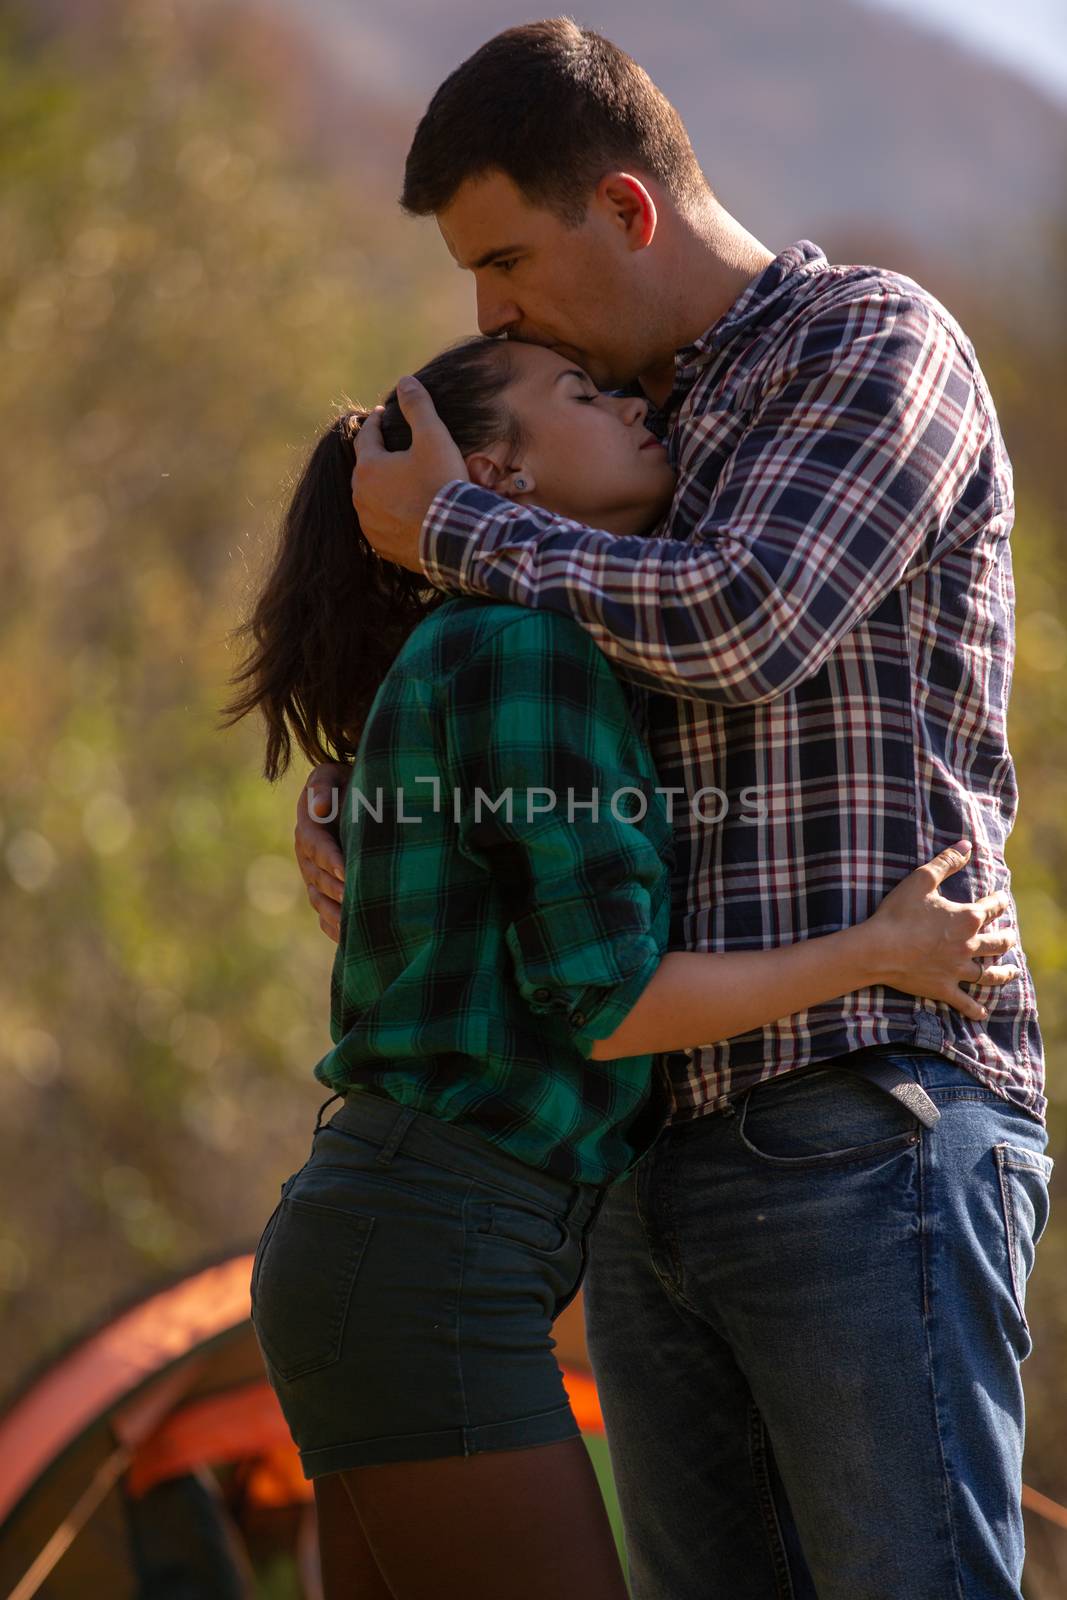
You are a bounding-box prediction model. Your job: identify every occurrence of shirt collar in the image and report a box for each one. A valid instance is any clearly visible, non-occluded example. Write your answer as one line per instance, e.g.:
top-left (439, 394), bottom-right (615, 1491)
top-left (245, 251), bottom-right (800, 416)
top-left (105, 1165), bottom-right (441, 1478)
top-left (674, 239), bottom-right (829, 373)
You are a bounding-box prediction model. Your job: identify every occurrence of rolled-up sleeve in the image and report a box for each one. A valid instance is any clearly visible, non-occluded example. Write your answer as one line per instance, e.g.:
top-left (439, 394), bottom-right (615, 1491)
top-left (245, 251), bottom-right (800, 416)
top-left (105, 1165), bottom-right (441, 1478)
top-left (437, 609), bottom-right (674, 1057)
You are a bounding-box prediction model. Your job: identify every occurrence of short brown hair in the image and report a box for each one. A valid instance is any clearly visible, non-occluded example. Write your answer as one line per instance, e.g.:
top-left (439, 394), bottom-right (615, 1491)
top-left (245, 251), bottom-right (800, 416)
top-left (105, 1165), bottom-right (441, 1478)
top-left (401, 19), bottom-right (711, 226)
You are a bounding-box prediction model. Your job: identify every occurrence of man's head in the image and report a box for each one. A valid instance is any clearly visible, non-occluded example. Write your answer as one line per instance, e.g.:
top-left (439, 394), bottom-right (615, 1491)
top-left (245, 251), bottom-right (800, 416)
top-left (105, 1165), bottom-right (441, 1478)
top-left (401, 20), bottom-right (716, 389)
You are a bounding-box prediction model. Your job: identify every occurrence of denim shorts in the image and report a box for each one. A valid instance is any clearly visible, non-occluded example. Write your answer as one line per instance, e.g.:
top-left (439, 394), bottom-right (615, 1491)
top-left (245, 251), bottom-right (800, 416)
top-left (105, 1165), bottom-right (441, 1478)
top-left (249, 1087), bottom-right (609, 1476)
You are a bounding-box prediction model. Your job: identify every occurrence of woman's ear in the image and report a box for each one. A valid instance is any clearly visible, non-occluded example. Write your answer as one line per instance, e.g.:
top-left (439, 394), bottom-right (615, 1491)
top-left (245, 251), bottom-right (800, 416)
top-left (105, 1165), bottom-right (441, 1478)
top-left (465, 449), bottom-right (507, 491)
top-left (466, 449), bottom-right (535, 497)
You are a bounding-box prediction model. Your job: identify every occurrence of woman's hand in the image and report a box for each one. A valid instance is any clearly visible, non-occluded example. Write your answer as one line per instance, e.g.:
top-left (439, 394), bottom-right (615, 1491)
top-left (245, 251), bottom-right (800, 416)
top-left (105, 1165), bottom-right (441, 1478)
top-left (861, 839), bottom-right (1020, 1020)
top-left (294, 761), bottom-right (351, 942)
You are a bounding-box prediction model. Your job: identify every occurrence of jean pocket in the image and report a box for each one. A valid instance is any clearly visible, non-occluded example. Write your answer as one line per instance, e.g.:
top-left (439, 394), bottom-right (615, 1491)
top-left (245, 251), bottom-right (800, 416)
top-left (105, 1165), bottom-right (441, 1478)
top-left (469, 1196), bottom-right (571, 1258)
top-left (994, 1143), bottom-right (1054, 1359)
top-left (250, 1203), bottom-right (283, 1309)
top-left (250, 1171), bottom-right (302, 1308)
top-left (251, 1196), bottom-right (376, 1382)
top-left (736, 1065), bottom-right (921, 1168)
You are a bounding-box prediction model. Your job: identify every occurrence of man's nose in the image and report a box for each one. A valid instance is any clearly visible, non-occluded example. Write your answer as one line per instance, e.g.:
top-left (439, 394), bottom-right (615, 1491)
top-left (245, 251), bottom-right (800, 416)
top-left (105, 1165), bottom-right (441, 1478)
top-left (476, 284), bottom-right (520, 338)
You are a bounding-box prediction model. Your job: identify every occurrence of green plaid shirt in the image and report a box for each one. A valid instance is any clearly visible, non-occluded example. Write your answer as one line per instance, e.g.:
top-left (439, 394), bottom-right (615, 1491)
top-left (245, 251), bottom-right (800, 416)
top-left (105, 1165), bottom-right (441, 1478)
top-left (311, 595), bottom-right (678, 1185)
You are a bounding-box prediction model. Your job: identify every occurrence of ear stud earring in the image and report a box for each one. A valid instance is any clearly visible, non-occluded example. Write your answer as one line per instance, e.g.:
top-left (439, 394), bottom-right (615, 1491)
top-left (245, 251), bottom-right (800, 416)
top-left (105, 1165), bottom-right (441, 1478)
top-left (513, 476), bottom-right (529, 491)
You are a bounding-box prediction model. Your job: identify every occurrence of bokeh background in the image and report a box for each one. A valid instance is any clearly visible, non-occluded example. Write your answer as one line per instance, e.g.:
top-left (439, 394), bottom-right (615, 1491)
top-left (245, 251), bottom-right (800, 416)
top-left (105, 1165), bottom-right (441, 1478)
top-left (1, 0), bottom-right (1065, 1591)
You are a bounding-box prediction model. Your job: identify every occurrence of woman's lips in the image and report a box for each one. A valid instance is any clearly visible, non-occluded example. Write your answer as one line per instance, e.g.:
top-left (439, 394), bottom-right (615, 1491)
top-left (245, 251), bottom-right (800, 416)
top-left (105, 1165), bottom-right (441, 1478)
top-left (640, 436), bottom-right (667, 452)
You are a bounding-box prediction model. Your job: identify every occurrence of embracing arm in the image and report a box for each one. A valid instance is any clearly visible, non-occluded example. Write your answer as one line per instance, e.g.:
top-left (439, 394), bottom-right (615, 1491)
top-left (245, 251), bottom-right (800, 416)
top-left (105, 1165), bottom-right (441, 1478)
top-left (419, 293), bottom-right (992, 706)
top-left (437, 613), bottom-right (1017, 1061)
top-left (588, 846), bottom-right (1018, 1059)
top-left (438, 609), bottom-right (676, 1060)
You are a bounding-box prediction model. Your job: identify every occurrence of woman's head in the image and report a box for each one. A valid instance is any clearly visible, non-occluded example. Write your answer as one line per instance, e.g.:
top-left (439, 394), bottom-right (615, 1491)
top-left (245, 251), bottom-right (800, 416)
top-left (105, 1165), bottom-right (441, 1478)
top-left (461, 339), bottom-right (675, 533)
top-left (219, 334), bottom-right (675, 780)
top-left (362, 336), bottom-right (676, 535)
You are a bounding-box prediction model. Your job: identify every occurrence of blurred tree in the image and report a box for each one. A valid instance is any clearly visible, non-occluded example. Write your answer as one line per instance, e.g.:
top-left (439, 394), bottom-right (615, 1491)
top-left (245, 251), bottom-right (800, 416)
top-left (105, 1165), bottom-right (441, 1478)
top-left (0, 0), bottom-right (468, 1381)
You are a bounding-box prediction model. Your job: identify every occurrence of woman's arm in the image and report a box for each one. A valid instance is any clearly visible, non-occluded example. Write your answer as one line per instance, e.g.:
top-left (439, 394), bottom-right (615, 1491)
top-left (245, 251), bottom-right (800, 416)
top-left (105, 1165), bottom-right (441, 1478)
top-left (438, 608), bottom-right (677, 1052)
top-left (436, 617), bottom-right (1017, 1063)
top-left (588, 841), bottom-right (1017, 1059)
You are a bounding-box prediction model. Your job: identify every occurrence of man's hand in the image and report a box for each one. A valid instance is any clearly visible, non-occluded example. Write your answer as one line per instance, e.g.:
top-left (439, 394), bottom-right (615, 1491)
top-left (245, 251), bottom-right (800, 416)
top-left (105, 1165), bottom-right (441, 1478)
top-left (294, 761), bottom-right (352, 943)
top-left (352, 377), bottom-right (468, 572)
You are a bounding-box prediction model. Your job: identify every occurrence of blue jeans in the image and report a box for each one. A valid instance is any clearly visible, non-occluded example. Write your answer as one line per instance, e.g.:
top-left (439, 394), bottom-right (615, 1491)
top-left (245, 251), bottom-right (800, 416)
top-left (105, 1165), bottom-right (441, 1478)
top-left (583, 1045), bottom-right (1053, 1600)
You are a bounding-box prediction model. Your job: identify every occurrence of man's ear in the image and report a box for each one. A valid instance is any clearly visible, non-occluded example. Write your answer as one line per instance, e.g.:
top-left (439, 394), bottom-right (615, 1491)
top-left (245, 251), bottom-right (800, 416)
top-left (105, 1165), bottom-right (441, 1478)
top-left (596, 172), bottom-right (657, 251)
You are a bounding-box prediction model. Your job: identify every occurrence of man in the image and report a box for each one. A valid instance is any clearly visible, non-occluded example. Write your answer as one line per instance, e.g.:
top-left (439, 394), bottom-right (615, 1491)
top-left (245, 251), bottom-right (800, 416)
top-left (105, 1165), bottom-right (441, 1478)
top-left (293, 21), bottom-right (1050, 1598)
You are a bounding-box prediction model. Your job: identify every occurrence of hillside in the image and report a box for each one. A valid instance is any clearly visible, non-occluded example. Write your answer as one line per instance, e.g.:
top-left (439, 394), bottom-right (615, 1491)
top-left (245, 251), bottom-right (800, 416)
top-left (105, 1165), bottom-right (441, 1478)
top-left (250, 0), bottom-right (1066, 317)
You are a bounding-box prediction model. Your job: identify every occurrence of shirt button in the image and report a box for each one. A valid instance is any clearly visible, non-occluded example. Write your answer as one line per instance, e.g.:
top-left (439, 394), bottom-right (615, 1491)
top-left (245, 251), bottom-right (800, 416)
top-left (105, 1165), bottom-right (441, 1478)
top-left (533, 987), bottom-right (552, 1001)
top-left (571, 1011), bottom-right (587, 1028)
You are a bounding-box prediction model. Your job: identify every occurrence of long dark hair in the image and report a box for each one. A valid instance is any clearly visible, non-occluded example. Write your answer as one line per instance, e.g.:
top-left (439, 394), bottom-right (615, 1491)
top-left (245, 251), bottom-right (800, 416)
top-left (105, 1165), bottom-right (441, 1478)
top-left (218, 335), bottom-right (524, 780)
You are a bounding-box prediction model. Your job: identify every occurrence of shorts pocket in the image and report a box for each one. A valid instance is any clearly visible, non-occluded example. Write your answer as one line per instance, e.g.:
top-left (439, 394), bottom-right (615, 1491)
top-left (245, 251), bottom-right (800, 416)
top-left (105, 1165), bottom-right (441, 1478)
top-left (251, 1195), bottom-right (376, 1382)
top-left (250, 1201), bottom-right (283, 1307)
top-left (994, 1143), bottom-right (1054, 1358)
top-left (470, 1197), bottom-right (570, 1258)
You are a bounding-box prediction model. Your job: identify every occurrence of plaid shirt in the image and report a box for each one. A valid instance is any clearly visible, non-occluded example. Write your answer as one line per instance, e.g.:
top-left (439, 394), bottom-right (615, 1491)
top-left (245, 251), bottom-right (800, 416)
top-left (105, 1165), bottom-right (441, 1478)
top-left (419, 240), bottom-right (1046, 1123)
top-left (312, 596), bottom-right (678, 1185)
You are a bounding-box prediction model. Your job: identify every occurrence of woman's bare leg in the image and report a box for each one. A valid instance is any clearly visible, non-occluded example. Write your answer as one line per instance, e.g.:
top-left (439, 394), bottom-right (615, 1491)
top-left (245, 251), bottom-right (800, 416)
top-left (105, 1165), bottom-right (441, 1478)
top-left (313, 1470), bottom-right (395, 1598)
top-left (339, 1436), bottom-right (629, 1600)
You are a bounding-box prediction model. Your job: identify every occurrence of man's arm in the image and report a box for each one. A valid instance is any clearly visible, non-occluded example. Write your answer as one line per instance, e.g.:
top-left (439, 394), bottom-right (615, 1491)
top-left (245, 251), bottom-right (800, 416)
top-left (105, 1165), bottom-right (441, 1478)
top-left (419, 293), bottom-right (993, 706)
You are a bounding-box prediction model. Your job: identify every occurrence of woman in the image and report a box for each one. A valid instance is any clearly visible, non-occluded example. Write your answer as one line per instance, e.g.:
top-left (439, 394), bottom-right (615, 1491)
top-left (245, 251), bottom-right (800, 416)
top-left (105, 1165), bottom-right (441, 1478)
top-left (220, 335), bottom-right (1017, 1600)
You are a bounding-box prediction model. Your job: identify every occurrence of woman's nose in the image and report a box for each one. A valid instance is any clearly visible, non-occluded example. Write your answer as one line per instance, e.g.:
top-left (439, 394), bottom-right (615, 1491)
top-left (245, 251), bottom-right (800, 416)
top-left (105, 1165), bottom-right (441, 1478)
top-left (622, 396), bottom-right (649, 427)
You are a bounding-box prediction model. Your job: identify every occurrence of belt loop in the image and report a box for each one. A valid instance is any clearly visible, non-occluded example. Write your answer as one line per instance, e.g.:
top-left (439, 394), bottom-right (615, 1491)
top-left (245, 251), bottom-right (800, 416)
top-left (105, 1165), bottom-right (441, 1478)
top-left (313, 1091), bottom-right (344, 1133)
top-left (569, 1182), bottom-right (606, 1230)
top-left (375, 1105), bottom-right (419, 1167)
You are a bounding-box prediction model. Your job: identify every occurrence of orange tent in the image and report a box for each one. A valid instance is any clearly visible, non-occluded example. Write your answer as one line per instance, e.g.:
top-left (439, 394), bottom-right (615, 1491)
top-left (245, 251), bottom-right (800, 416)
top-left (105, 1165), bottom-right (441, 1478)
top-left (0, 1253), bottom-right (605, 1599)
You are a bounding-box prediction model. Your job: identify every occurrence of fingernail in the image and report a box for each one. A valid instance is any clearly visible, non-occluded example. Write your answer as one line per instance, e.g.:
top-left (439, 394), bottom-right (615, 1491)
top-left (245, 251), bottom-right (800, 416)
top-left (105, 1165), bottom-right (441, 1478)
top-left (397, 375), bottom-right (417, 394)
